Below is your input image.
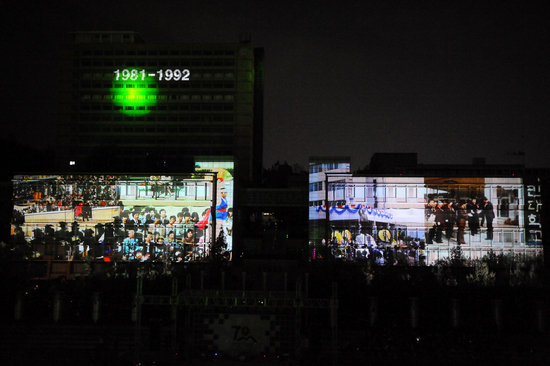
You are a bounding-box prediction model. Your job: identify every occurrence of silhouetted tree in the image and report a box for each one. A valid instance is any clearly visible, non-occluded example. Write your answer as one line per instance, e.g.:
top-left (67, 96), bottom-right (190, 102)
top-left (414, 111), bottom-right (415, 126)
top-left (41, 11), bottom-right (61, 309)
top-left (210, 228), bottom-right (227, 262)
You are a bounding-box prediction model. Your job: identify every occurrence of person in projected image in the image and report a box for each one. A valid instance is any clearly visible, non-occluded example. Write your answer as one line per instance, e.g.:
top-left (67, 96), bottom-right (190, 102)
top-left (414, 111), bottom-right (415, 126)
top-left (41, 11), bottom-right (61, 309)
top-left (480, 197), bottom-right (495, 240)
top-left (165, 215), bottom-right (177, 231)
top-left (129, 211), bottom-right (142, 229)
top-left (467, 198), bottom-right (480, 235)
top-left (173, 212), bottom-right (186, 239)
top-left (151, 213), bottom-right (166, 238)
top-left (444, 200), bottom-right (456, 242)
top-left (143, 233), bottom-right (156, 259)
top-left (176, 212), bottom-right (185, 225)
top-left (425, 199), bottom-right (437, 244)
top-left (159, 209), bottom-right (169, 225)
top-left (434, 200), bottom-right (445, 243)
top-left (122, 230), bottom-right (138, 261)
top-left (456, 201), bottom-right (468, 245)
top-left (155, 236), bottom-right (167, 261)
top-left (166, 230), bottom-right (177, 246)
top-left (183, 230), bottom-right (195, 261)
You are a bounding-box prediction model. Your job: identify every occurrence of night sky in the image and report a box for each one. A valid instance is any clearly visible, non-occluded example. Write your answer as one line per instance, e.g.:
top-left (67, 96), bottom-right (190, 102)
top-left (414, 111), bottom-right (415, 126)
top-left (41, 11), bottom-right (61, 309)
top-left (4, 1), bottom-right (549, 170)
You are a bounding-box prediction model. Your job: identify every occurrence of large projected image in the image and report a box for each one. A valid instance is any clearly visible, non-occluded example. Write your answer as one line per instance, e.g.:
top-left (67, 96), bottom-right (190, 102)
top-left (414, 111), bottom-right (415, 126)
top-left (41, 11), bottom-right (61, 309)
top-left (310, 176), bottom-right (542, 265)
top-left (11, 167), bottom-right (233, 263)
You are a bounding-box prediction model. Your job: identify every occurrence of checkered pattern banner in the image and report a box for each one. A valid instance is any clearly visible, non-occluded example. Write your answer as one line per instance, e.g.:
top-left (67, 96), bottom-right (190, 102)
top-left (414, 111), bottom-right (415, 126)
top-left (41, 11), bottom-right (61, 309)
top-left (193, 313), bottom-right (294, 356)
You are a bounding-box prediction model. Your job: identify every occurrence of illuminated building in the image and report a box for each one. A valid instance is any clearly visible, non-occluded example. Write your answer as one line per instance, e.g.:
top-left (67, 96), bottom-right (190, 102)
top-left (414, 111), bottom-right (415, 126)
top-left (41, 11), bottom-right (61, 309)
top-left (308, 156), bottom-right (351, 245)
top-left (309, 154), bottom-right (547, 264)
top-left (56, 31), bottom-right (264, 183)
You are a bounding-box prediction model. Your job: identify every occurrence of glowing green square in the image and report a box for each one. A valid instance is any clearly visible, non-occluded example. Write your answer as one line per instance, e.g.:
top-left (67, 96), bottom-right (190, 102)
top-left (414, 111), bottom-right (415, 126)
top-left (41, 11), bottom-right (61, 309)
top-left (111, 69), bottom-right (158, 116)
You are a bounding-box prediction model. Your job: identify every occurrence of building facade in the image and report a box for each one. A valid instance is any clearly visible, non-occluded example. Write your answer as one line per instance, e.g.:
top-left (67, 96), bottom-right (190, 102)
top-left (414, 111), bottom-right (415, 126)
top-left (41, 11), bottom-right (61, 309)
top-left (308, 156), bottom-right (351, 245)
top-left (56, 31), bottom-right (263, 183)
top-left (309, 155), bottom-right (547, 264)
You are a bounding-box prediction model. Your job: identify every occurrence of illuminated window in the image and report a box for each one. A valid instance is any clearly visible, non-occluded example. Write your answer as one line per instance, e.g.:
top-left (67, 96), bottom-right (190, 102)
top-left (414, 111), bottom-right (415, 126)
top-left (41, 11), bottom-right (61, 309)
top-left (397, 187), bottom-right (406, 201)
top-left (355, 186), bottom-right (365, 202)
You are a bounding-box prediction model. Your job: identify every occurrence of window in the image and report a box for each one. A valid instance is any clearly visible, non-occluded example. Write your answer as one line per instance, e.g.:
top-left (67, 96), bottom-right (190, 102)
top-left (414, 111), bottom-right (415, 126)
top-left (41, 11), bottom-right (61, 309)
top-left (504, 232), bottom-right (513, 243)
top-left (397, 187), bottom-right (406, 201)
top-left (309, 182), bottom-right (323, 192)
top-left (354, 186), bottom-right (365, 202)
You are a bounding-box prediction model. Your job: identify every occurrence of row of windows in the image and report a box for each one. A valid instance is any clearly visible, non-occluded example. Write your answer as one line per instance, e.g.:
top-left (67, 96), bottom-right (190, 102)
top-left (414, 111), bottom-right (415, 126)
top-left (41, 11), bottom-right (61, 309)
top-left (406, 169), bottom-right (527, 177)
top-left (78, 104), bottom-right (235, 113)
top-left (308, 200), bottom-right (348, 208)
top-left (71, 145), bottom-right (233, 157)
top-left (401, 229), bottom-right (523, 245)
top-left (77, 136), bottom-right (232, 145)
top-left (309, 162), bottom-right (349, 174)
top-left (73, 114), bottom-right (235, 123)
top-left (78, 125), bottom-right (234, 134)
top-left (76, 114), bottom-right (234, 122)
top-left (309, 182), bottom-right (324, 192)
top-left (76, 59), bottom-right (235, 67)
top-left (78, 71), bottom-right (234, 79)
top-left (327, 184), bottom-right (522, 203)
top-left (77, 82), bottom-right (235, 89)
top-left (80, 50), bottom-right (236, 56)
top-left (81, 94), bottom-right (235, 101)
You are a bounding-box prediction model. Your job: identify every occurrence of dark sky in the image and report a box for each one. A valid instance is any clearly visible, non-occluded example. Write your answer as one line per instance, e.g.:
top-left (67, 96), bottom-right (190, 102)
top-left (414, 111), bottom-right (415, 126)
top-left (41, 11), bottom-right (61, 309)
top-left (4, 0), bottom-right (549, 170)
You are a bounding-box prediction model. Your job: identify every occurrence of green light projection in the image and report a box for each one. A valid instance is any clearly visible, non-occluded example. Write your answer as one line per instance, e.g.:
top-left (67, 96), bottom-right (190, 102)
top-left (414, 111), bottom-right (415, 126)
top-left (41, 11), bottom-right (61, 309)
top-left (110, 69), bottom-right (158, 116)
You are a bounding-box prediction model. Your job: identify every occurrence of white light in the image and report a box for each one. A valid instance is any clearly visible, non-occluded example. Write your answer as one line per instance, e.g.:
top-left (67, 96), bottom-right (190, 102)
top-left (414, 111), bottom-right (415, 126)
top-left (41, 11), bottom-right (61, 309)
top-left (69, 161), bottom-right (76, 166)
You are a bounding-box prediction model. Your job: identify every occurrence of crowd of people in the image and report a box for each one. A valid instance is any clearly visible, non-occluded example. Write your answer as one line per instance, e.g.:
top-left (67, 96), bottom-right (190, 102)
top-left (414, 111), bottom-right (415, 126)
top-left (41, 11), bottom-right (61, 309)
top-left (11, 202), bottom-right (233, 263)
top-left (12, 175), bottom-right (123, 224)
top-left (113, 205), bottom-right (217, 262)
top-left (316, 235), bottom-right (426, 266)
top-left (10, 174), bottom-right (234, 263)
top-left (425, 197), bottom-right (496, 244)
top-left (317, 197), bottom-right (499, 265)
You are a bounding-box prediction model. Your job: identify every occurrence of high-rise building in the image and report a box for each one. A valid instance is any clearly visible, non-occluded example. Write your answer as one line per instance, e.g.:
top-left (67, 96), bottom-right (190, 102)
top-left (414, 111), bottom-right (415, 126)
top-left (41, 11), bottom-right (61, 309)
top-left (56, 31), bottom-right (264, 183)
